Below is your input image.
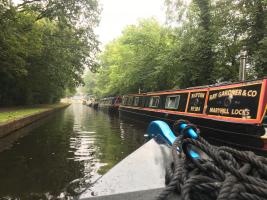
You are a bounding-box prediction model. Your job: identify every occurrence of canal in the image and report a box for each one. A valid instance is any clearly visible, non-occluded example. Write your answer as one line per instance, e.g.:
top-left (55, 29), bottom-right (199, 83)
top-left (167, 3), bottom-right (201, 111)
top-left (0, 104), bottom-right (147, 200)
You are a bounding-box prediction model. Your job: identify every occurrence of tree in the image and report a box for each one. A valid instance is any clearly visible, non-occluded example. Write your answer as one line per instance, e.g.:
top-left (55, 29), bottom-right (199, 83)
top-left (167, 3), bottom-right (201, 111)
top-left (82, 70), bottom-right (97, 95)
top-left (165, 0), bottom-right (267, 83)
top-left (0, 0), bottom-right (100, 105)
top-left (240, 0), bottom-right (267, 77)
top-left (89, 18), bottom-right (178, 97)
top-left (83, 0), bottom-right (266, 98)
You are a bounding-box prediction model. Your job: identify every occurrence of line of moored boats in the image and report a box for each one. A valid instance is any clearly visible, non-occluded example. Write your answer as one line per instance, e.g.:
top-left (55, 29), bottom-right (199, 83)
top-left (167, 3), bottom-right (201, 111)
top-left (82, 78), bottom-right (267, 153)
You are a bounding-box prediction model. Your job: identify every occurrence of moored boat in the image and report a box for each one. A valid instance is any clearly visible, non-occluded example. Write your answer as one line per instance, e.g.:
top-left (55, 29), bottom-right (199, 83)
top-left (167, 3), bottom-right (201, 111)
top-left (92, 101), bottom-right (99, 109)
top-left (99, 96), bottom-right (122, 113)
top-left (82, 99), bottom-right (87, 105)
top-left (85, 95), bottom-right (96, 107)
top-left (119, 78), bottom-right (267, 152)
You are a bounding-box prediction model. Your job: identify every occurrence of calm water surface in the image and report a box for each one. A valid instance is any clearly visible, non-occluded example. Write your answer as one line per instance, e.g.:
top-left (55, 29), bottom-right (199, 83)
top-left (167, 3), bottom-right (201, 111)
top-left (0, 103), bottom-right (147, 199)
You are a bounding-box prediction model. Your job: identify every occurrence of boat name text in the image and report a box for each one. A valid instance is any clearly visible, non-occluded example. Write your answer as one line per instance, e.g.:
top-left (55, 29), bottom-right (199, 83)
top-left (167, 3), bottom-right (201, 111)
top-left (191, 93), bottom-right (205, 98)
top-left (209, 107), bottom-right (250, 116)
top-left (190, 106), bottom-right (200, 112)
top-left (209, 89), bottom-right (257, 101)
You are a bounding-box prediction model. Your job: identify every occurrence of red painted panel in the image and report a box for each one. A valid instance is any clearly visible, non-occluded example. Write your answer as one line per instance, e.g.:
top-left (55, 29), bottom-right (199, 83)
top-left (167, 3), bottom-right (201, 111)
top-left (120, 78), bottom-right (267, 125)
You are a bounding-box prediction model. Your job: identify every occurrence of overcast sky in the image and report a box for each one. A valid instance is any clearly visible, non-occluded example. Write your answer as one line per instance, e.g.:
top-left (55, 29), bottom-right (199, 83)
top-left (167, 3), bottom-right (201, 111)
top-left (13, 0), bottom-right (166, 46)
top-left (95, 0), bottom-right (166, 46)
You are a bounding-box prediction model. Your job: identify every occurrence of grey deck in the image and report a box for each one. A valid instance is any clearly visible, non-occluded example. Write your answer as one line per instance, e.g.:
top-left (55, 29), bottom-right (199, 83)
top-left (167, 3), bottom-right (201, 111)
top-left (82, 188), bottom-right (180, 200)
top-left (79, 138), bottom-right (173, 199)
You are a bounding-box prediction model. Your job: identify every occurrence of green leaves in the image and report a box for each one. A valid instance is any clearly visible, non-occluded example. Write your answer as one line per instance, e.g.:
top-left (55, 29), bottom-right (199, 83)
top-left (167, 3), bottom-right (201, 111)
top-left (82, 18), bottom-right (179, 97)
top-left (85, 0), bottom-right (266, 98)
top-left (0, 0), bottom-right (100, 105)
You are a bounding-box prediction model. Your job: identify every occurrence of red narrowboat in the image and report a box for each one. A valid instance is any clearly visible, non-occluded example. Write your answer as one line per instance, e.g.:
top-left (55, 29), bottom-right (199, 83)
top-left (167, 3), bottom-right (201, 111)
top-left (119, 78), bottom-right (267, 153)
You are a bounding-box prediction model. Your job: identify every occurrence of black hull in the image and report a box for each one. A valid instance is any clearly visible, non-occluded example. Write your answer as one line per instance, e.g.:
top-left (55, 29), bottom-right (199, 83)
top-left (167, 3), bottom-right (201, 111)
top-left (119, 107), bottom-right (267, 154)
top-left (98, 105), bottom-right (119, 114)
top-left (93, 103), bottom-right (99, 109)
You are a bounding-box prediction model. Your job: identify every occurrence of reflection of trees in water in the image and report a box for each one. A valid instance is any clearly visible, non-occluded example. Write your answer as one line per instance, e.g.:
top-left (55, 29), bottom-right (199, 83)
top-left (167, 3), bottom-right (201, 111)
top-left (0, 104), bottom-right (146, 199)
top-left (0, 107), bottom-right (84, 199)
top-left (0, 114), bottom-right (54, 153)
top-left (92, 113), bottom-right (146, 175)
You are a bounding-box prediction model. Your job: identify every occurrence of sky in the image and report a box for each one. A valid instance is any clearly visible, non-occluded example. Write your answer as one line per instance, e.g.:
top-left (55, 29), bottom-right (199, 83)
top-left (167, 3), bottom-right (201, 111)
top-left (13, 0), bottom-right (166, 46)
top-left (95, 0), bottom-right (166, 46)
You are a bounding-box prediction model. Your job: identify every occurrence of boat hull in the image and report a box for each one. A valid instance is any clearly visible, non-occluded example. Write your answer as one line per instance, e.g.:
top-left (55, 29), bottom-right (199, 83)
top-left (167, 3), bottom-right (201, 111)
top-left (119, 106), bottom-right (267, 153)
top-left (98, 105), bottom-right (119, 114)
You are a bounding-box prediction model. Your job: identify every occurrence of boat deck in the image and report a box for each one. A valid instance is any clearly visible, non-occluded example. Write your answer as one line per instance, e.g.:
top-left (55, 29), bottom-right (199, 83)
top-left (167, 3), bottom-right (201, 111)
top-left (79, 138), bottom-right (173, 199)
top-left (82, 188), bottom-right (180, 200)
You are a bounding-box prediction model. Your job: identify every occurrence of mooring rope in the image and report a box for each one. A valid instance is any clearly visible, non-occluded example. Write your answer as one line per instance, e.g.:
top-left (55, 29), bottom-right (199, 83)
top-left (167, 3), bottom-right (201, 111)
top-left (158, 121), bottom-right (267, 200)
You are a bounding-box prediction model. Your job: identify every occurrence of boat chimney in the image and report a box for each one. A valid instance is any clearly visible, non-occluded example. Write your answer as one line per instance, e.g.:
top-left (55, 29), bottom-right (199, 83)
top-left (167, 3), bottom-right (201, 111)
top-left (239, 46), bottom-right (247, 81)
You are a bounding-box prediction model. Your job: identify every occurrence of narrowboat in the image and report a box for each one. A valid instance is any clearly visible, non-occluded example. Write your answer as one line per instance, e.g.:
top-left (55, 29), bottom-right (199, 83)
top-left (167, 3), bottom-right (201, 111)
top-left (85, 95), bottom-right (96, 107)
top-left (99, 96), bottom-right (122, 113)
top-left (119, 78), bottom-right (267, 152)
top-left (82, 99), bottom-right (87, 105)
top-left (92, 101), bottom-right (99, 109)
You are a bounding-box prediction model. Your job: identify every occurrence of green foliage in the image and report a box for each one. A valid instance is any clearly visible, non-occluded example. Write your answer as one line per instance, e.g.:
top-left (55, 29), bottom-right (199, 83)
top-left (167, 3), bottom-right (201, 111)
top-left (81, 70), bottom-right (97, 95)
top-left (65, 88), bottom-right (76, 98)
top-left (84, 0), bottom-right (266, 97)
top-left (84, 18), bottom-right (179, 97)
top-left (212, 0), bottom-right (267, 81)
top-left (0, 0), bottom-right (100, 105)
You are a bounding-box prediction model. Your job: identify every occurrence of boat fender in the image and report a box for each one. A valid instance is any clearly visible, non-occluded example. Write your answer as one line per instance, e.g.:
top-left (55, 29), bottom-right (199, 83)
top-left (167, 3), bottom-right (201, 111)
top-left (147, 120), bottom-right (176, 145)
top-left (174, 119), bottom-right (199, 139)
top-left (147, 120), bottom-right (200, 159)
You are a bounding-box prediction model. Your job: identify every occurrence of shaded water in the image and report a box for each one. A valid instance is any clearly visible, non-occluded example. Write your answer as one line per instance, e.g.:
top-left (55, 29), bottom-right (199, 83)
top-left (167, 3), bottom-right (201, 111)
top-left (0, 103), bottom-right (147, 199)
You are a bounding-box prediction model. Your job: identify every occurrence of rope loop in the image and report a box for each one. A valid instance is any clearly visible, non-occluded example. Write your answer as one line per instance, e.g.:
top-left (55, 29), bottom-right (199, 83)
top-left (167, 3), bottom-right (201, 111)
top-left (173, 120), bottom-right (190, 136)
top-left (158, 121), bottom-right (267, 200)
top-left (181, 124), bottom-right (199, 139)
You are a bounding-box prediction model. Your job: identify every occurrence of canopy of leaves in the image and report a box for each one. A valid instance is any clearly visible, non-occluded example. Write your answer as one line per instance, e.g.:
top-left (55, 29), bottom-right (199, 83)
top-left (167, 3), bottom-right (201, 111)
top-left (83, 0), bottom-right (266, 97)
top-left (0, 0), bottom-right (100, 105)
top-left (86, 19), bottom-right (179, 97)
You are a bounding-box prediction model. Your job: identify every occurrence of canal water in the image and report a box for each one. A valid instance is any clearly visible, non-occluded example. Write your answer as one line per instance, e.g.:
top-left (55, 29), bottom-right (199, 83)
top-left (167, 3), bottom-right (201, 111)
top-left (0, 104), bottom-right (147, 200)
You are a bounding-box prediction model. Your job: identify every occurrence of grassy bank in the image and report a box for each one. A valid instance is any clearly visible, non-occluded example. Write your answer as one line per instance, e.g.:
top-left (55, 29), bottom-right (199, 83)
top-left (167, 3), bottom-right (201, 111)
top-left (0, 103), bottom-right (69, 124)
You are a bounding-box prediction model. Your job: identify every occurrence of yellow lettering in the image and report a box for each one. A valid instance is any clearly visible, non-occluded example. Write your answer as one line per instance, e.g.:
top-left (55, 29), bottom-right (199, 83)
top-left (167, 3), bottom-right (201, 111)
top-left (191, 106), bottom-right (200, 111)
top-left (231, 109), bottom-right (250, 116)
top-left (247, 90), bottom-right (257, 97)
top-left (191, 93), bottom-right (205, 98)
top-left (213, 89), bottom-right (257, 98)
top-left (209, 93), bottom-right (217, 101)
top-left (209, 107), bottom-right (229, 115)
top-left (237, 89), bottom-right (242, 96)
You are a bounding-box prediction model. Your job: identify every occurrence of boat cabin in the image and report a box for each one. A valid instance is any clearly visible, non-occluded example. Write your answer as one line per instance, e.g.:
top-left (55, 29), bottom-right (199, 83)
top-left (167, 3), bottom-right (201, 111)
top-left (99, 96), bottom-right (122, 112)
top-left (120, 78), bottom-right (267, 152)
top-left (121, 79), bottom-right (267, 125)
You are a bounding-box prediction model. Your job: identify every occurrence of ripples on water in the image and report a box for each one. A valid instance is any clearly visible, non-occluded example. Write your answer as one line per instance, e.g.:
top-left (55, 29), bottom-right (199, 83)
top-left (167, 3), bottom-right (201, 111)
top-left (0, 104), bottom-right (146, 199)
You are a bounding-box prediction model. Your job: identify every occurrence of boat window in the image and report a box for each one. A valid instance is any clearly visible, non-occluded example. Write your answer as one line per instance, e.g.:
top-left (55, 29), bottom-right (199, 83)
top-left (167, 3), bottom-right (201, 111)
top-left (149, 96), bottom-right (160, 108)
top-left (117, 97), bottom-right (122, 103)
top-left (122, 97), bottom-right (128, 105)
top-left (165, 95), bottom-right (180, 110)
top-left (128, 96), bottom-right (134, 105)
top-left (134, 97), bottom-right (140, 106)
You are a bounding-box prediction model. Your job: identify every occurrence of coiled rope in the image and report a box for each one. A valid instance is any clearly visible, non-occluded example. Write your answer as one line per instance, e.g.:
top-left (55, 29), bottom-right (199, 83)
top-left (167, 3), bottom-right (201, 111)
top-left (158, 120), bottom-right (267, 200)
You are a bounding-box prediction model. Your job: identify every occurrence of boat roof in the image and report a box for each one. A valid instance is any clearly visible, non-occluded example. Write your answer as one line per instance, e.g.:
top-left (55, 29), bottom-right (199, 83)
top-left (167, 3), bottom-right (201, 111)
top-left (122, 77), bottom-right (267, 97)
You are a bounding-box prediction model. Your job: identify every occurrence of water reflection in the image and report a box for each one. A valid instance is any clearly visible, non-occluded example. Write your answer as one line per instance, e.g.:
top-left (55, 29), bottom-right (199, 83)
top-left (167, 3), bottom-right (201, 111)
top-left (0, 104), bottom-right (146, 199)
